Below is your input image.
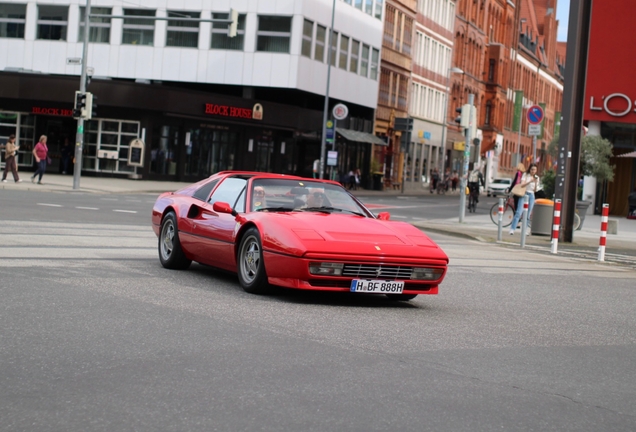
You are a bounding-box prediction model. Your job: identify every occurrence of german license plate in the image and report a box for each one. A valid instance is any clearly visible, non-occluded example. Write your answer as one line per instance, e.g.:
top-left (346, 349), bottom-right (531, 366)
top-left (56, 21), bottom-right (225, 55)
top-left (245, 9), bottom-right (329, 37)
top-left (350, 279), bottom-right (404, 294)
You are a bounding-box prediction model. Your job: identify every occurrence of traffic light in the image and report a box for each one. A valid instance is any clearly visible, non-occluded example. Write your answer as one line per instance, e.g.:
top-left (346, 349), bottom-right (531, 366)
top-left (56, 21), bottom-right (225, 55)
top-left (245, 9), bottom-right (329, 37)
top-left (228, 9), bottom-right (239, 37)
top-left (455, 104), bottom-right (470, 128)
top-left (84, 92), bottom-right (97, 120)
top-left (73, 91), bottom-right (87, 119)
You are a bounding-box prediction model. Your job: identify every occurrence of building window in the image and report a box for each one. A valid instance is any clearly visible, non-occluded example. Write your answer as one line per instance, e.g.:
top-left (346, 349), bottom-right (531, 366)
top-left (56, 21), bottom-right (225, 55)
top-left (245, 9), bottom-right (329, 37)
top-left (350, 39), bottom-right (359, 73)
top-left (79, 7), bottom-right (111, 43)
top-left (122, 9), bottom-right (155, 46)
top-left (329, 31), bottom-right (338, 66)
top-left (301, 19), bottom-right (313, 58)
top-left (339, 35), bottom-right (349, 70)
top-left (370, 48), bottom-right (379, 80)
top-left (256, 16), bottom-right (292, 53)
top-left (37, 6), bottom-right (68, 41)
top-left (375, 0), bottom-right (383, 19)
top-left (211, 12), bottom-right (245, 50)
top-left (0, 3), bottom-right (26, 39)
top-left (365, 0), bottom-right (373, 15)
top-left (485, 101), bottom-right (492, 125)
top-left (355, 0), bottom-right (363, 10)
top-left (488, 59), bottom-right (495, 81)
top-left (360, 44), bottom-right (369, 77)
top-left (84, 119), bottom-right (140, 173)
top-left (315, 24), bottom-right (326, 61)
top-left (166, 11), bottom-right (199, 48)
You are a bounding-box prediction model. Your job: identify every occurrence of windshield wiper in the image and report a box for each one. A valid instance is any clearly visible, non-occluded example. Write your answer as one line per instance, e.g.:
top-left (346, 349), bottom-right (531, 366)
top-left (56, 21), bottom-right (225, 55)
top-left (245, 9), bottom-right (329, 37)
top-left (256, 206), bottom-right (296, 212)
top-left (302, 206), bottom-right (365, 217)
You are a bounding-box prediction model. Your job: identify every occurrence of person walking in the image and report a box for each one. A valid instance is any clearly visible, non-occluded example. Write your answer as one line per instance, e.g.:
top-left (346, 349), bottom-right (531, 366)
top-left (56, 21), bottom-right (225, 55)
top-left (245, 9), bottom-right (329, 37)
top-left (1, 134), bottom-right (21, 183)
top-left (31, 135), bottom-right (49, 184)
top-left (508, 162), bottom-right (526, 212)
top-left (509, 163), bottom-right (540, 235)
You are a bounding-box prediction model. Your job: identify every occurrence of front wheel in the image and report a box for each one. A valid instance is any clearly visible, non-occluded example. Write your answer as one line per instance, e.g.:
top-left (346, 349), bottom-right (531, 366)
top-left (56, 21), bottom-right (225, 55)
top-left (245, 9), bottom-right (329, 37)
top-left (237, 227), bottom-right (269, 294)
top-left (159, 212), bottom-right (192, 270)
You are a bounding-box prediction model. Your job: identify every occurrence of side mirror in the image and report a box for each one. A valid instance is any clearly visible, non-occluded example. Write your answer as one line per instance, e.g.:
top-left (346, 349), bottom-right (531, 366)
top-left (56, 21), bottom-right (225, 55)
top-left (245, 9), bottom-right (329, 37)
top-left (213, 201), bottom-right (237, 217)
top-left (377, 212), bottom-right (390, 221)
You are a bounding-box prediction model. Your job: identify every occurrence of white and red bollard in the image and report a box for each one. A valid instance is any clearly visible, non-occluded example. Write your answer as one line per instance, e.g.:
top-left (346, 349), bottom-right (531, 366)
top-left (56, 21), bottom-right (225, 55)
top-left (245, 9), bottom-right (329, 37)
top-left (598, 203), bottom-right (609, 262)
top-left (551, 199), bottom-right (562, 254)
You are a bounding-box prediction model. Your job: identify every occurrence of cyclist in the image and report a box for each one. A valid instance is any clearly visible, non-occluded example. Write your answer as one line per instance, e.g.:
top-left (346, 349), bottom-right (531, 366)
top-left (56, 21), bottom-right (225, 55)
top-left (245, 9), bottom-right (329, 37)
top-left (468, 163), bottom-right (485, 205)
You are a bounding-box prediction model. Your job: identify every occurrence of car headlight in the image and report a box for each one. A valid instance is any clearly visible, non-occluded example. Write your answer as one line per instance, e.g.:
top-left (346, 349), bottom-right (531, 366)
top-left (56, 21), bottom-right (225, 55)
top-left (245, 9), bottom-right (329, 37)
top-left (410, 268), bottom-right (444, 280)
top-left (309, 262), bottom-right (344, 276)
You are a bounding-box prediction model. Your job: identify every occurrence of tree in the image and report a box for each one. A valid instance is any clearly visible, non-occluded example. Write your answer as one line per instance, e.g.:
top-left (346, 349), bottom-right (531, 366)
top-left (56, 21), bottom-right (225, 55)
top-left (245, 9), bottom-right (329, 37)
top-left (543, 133), bottom-right (615, 198)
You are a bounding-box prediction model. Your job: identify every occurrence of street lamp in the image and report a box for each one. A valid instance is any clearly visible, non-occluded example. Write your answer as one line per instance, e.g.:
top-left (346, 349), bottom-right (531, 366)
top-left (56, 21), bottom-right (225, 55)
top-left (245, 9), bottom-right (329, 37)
top-left (438, 67), bottom-right (464, 176)
top-left (319, 0), bottom-right (337, 180)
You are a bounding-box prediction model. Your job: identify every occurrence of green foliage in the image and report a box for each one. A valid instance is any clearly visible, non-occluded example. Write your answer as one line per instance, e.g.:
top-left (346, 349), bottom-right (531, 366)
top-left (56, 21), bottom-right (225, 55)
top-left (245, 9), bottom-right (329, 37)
top-left (542, 169), bottom-right (556, 199)
top-left (546, 133), bottom-right (615, 182)
top-left (370, 158), bottom-right (383, 174)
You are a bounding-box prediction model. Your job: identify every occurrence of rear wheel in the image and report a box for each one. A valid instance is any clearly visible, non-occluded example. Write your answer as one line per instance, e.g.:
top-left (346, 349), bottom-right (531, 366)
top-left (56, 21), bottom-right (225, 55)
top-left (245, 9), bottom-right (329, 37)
top-left (159, 212), bottom-right (192, 270)
top-left (385, 294), bottom-right (418, 301)
top-left (490, 202), bottom-right (515, 227)
top-left (237, 227), bottom-right (269, 294)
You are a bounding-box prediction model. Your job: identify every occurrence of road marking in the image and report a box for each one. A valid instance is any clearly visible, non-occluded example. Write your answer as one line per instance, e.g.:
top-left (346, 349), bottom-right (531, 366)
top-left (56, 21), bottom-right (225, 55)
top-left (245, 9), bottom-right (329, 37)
top-left (37, 203), bottom-right (62, 207)
top-left (392, 215), bottom-right (408, 219)
top-left (100, 198), bottom-right (118, 201)
top-left (125, 199), bottom-right (141, 202)
top-left (113, 209), bottom-right (137, 214)
top-left (76, 206), bottom-right (99, 210)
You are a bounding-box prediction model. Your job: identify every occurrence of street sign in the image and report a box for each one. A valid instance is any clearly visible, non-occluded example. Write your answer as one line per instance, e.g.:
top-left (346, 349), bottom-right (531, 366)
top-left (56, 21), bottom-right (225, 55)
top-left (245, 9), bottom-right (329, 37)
top-left (332, 103), bottom-right (348, 120)
top-left (327, 150), bottom-right (338, 166)
top-left (527, 105), bottom-right (544, 125)
top-left (528, 124), bottom-right (542, 136)
top-left (66, 58), bottom-right (82, 65)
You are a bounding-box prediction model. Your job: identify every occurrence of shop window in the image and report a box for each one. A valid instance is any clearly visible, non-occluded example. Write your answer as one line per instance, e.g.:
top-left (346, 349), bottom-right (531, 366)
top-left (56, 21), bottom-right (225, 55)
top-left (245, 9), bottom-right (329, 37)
top-left (166, 11), bottom-right (199, 48)
top-left (370, 47), bottom-right (379, 80)
top-left (314, 24), bottom-right (326, 61)
top-left (339, 35), bottom-right (349, 70)
top-left (211, 12), bottom-right (245, 50)
top-left (301, 19), bottom-right (313, 58)
top-left (79, 7), bottom-right (111, 43)
top-left (37, 5), bottom-right (68, 41)
top-left (0, 3), bottom-right (26, 39)
top-left (122, 9), bottom-right (155, 46)
top-left (256, 16), bottom-right (291, 53)
top-left (0, 111), bottom-right (35, 167)
top-left (350, 39), bottom-right (359, 73)
top-left (360, 44), bottom-right (369, 77)
top-left (81, 119), bottom-right (139, 174)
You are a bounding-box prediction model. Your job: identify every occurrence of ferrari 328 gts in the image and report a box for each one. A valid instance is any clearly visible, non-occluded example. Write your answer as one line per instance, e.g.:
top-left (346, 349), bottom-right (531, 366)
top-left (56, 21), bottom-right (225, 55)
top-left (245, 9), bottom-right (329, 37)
top-left (152, 171), bottom-right (448, 301)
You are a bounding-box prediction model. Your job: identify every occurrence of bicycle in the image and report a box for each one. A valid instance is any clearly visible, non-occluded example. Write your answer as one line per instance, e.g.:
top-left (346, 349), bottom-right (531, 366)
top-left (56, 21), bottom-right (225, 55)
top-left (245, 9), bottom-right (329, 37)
top-left (489, 194), bottom-right (580, 229)
top-left (467, 183), bottom-right (479, 213)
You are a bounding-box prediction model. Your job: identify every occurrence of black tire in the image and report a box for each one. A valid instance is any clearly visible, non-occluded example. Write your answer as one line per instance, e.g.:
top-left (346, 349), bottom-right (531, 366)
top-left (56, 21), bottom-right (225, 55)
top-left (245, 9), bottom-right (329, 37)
top-left (385, 294), bottom-right (418, 301)
top-left (490, 202), bottom-right (515, 227)
top-left (159, 212), bottom-right (192, 270)
top-left (237, 227), bottom-right (269, 294)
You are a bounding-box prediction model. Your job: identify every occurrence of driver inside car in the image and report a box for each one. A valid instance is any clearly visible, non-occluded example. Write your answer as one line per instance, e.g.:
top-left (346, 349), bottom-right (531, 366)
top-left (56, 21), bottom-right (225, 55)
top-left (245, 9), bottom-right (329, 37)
top-left (252, 186), bottom-right (267, 211)
top-left (304, 188), bottom-right (327, 208)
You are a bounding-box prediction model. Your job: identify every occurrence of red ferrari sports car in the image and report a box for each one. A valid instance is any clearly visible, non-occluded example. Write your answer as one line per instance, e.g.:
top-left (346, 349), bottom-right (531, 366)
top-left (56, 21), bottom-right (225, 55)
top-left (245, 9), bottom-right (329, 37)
top-left (152, 171), bottom-right (448, 301)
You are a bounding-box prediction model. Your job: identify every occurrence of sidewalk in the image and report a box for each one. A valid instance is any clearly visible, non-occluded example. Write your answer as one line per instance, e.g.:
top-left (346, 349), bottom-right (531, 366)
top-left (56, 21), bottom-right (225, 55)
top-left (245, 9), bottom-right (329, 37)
top-left (3, 174), bottom-right (634, 265)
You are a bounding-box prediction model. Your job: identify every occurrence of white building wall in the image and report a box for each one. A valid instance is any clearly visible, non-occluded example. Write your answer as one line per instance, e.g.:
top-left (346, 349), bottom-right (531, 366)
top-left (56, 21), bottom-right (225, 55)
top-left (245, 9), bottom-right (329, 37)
top-left (0, 0), bottom-right (382, 109)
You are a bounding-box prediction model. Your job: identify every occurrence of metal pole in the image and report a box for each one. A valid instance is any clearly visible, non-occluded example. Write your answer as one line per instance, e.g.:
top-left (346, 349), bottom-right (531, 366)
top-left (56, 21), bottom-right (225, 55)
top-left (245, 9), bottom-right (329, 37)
top-left (532, 134), bottom-right (537, 163)
top-left (438, 69), bottom-right (452, 177)
top-left (554, 0), bottom-right (594, 242)
top-left (458, 93), bottom-right (474, 223)
top-left (497, 197), bottom-right (504, 241)
top-left (73, 0), bottom-right (91, 190)
top-left (520, 194), bottom-right (529, 247)
top-left (320, 0), bottom-right (337, 180)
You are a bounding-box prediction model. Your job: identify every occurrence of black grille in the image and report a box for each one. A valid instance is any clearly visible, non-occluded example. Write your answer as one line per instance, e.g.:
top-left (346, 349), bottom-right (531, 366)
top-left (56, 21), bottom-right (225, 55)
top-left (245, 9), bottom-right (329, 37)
top-left (342, 264), bottom-right (413, 280)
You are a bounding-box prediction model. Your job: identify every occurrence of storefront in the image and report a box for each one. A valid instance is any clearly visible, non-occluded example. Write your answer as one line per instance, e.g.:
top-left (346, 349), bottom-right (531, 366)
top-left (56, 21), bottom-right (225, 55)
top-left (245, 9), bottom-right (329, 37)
top-left (1, 71), bottom-right (376, 183)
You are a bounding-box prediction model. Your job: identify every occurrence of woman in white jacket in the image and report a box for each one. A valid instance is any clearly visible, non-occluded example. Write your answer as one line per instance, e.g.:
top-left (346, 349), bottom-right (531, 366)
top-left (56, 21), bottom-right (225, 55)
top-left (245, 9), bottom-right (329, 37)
top-left (509, 163), bottom-right (540, 235)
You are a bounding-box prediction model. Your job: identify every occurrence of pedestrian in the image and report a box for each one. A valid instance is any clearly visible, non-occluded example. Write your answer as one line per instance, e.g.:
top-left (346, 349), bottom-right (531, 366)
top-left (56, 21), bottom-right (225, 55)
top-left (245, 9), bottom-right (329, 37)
top-left (451, 170), bottom-right (458, 192)
top-left (467, 163), bottom-right (485, 202)
top-left (509, 163), bottom-right (540, 235)
top-left (60, 138), bottom-right (72, 174)
top-left (508, 162), bottom-right (526, 212)
top-left (312, 159), bottom-right (320, 178)
top-left (31, 135), bottom-right (49, 185)
top-left (1, 134), bottom-right (21, 183)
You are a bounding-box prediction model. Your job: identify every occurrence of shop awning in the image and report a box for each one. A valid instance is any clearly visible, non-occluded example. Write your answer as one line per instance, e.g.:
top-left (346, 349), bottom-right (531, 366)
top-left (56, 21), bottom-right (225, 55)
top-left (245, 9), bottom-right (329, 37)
top-left (617, 150), bottom-right (636, 158)
top-left (336, 128), bottom-right (388, 146)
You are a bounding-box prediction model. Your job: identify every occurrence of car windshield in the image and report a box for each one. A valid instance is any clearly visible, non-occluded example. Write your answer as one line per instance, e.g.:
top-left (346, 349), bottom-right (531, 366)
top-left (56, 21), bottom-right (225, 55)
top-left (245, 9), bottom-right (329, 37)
top-left (249, 178), bottom-right (371, 217)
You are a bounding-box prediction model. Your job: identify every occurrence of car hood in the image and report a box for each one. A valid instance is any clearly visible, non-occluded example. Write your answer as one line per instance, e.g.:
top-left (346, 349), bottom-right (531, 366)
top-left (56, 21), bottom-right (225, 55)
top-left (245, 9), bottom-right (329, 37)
top-left (253, 212), bottom-right (448, 262)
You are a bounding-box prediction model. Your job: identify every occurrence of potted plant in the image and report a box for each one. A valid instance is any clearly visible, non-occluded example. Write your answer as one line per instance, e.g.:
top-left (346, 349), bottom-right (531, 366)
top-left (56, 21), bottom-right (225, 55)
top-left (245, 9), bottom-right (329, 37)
top-left (545, 134), bottom-right (615, 228)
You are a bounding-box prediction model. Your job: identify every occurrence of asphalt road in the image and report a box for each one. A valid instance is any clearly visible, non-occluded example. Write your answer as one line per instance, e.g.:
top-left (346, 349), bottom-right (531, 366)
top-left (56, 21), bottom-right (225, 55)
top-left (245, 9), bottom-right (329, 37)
top-left (1, 190), bottom-right (636, 431)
